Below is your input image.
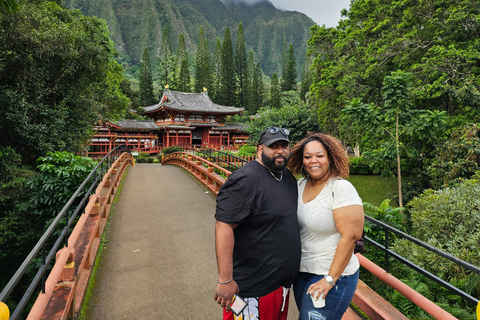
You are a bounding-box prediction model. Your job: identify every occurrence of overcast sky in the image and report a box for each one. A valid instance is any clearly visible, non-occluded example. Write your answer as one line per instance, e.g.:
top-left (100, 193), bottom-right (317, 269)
top-left (225, 0), bottom-right (352, 27)
top-left (270, 0), bottom-right (351, 27)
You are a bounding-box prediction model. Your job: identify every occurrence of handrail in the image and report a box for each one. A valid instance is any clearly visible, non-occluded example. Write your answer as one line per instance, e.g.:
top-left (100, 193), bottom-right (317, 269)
top-left (175, 144), bottom-right (249, 170)
top-left (0, 145), bottom-right (131, 320)
top-left (364, 215), bottom-right (480, 306)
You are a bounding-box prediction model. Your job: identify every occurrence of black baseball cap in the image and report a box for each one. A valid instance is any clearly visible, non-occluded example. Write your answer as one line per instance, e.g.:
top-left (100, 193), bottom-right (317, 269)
top-left (258, 127), bottom-right (290, 146)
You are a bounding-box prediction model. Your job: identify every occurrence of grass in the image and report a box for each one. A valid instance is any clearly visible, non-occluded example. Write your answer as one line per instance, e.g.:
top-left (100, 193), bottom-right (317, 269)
top-left (347, 175), bottom-right (399, 207)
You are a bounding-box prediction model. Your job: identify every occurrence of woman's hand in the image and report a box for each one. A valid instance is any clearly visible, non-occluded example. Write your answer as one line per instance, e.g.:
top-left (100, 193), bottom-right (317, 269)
top-left (306, 277), bottom-right (334, 300)
top-left (214, 281), bottom-right (239, 312)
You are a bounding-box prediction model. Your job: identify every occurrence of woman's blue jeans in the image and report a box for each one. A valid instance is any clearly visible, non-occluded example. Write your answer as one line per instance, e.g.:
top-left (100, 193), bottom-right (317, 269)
top-left (293, 269), bottom-right (359, 320)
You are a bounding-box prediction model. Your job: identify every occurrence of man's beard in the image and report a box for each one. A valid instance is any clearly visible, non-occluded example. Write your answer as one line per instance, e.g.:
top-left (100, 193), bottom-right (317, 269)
top-left (261, 151), bottom-right (290, 172)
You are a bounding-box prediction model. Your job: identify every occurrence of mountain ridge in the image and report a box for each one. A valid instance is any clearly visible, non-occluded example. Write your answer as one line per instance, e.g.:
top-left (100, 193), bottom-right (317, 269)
top-left (64, 0), bottom-right (315, 79)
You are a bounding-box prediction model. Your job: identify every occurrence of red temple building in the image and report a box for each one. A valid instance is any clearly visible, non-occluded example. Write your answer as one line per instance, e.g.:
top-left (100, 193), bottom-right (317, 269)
top-left (88, 88), bottom-right (247, 157)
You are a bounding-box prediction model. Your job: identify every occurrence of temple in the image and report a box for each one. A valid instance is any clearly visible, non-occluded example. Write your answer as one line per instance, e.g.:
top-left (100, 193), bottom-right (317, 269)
top-left (88, 88), bottom-right (248, 157)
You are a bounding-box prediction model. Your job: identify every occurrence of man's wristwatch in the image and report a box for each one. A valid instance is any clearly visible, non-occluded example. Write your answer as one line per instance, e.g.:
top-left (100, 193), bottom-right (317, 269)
top-left (325, 275), bottom-right (335, 286)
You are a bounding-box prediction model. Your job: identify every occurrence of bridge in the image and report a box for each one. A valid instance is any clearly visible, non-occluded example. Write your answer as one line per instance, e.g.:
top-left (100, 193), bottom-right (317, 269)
top-left (1, 146), bottom-right (479, 320)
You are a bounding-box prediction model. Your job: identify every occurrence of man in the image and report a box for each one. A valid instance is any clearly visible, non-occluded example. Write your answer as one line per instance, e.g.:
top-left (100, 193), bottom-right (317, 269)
top-left (214, 127), bottom-right (301, 320)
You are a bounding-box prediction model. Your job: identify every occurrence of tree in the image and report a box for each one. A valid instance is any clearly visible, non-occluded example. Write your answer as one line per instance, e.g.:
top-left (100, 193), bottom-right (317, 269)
top-left (173, 33), bottom-right (188, 90)
top-left (282, 43), bottom-right (296, 91)
top-left (0, 0), bottom-right (17, 13)
top-left (308, 0), bottom-right (480, 134)
top-left (342, 71), bottom-right (448, 207)
top-left (246, 105), bottom-right (319, 144)
top-left (0, 1), bottom-right (129, 166)
top-left (245, 50), bottom-right (255, 114)
top-left (139, 47), bottom-right (157, 107)
top-left (178, 58), bottom-right (191, 92)
top-left (235, 22), bottom-right (247, 108)
top-left (219, 27), bottom-right (236, 106)
top-left (158, 25), bottom-right (175, 88)
top-left (194, 26), bottom-right (212, 93)
top-left (253, 63), bottom-right (265, 112)
top-left (300, 55), bottom-right (313, 102)
top-left (211, 38), bottom-right (222, 102)
top-left (280, 38), bottom-right (288, 91)
top-left (270, 72), bottom-right (280, 109)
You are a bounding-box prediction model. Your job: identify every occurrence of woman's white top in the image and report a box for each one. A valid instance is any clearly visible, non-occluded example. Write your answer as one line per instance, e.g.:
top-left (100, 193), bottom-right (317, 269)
top-left (297, 177), bottom-right (362, 275)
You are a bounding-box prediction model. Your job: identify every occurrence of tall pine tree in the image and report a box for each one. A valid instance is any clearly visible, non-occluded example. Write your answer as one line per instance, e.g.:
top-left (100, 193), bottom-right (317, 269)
top-left (178, 58), bottom-right (191, 92)
top-left (139, 47), bottom-right (157, 107)
top-left (245, 50), bottom-right (255, 114)
top-left (283, 43), bottom-right (297, 91)
top-left (159, 25), bottom-right (175, 88)
top-left (219, 27), bottom-right (236, 106)
top-left (270, 72), bottom-right (280, 109)
top-left (281, 39), bottom-right (288, 91)
top-left (194, 26), bottom-right (212, 93)
top-left (252, 62), bottom-right (264, 112)
top-left (174, 33), bottom-right (188, 90)
top-left (212, 38), bottom-right (222, 102)
top-left (235, 22), bottom-right (247, 109)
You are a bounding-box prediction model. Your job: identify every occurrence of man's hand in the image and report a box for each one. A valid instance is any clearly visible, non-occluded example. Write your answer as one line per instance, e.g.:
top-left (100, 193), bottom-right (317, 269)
top-left (214, 281), bottom-right (239, 312)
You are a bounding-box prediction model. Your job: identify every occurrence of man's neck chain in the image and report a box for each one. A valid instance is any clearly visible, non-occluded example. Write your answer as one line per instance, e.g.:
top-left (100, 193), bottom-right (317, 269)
top-left (269, 170), bottom-right (283, 181)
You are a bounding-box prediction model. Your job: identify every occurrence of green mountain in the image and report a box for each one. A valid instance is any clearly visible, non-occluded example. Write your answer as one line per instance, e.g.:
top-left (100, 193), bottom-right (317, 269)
top-left (63, 0), bottom-right (315, 79)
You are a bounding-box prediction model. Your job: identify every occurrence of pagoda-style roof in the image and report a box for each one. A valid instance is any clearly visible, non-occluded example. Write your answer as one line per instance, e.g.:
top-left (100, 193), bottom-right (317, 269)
top-left (211, 123), bottom-right (248, 132)
top-left (143, 89), bottom-right (244, 115)
top-left (114, 120), bottom-right (159, 130)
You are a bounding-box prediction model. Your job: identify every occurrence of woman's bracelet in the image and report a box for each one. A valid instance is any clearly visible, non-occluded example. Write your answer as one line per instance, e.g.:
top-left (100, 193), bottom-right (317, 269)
top-left (218, 278), bottom-right (234, 284)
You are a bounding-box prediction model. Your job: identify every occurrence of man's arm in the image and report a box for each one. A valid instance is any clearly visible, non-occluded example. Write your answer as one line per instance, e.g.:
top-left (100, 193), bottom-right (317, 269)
top-left (214, 220), bottom-right (239, 312)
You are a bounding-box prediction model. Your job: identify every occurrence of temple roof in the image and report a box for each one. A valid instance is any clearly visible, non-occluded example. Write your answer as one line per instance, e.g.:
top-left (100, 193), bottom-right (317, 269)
top-left (143, 89), bottom-right (244, 114)
top-left (115, 120), bottom-right (159, 130)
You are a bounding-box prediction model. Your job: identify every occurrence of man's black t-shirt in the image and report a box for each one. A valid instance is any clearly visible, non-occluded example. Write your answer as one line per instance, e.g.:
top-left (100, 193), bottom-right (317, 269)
top-left (215, 160), bottom-right (301, 297)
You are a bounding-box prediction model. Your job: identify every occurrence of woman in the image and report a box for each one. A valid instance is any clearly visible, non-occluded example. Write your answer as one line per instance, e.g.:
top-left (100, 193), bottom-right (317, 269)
top-left (289, 133), bottom-right (364, 320)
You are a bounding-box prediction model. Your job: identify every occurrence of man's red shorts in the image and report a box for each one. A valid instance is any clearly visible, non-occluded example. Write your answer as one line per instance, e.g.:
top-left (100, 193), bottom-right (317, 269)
top-left (223, 286), bottom-right (290, 320)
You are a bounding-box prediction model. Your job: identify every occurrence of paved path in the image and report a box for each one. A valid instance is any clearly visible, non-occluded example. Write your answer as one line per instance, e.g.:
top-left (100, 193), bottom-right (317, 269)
top-left (85, 163), bottom-right (298, 319)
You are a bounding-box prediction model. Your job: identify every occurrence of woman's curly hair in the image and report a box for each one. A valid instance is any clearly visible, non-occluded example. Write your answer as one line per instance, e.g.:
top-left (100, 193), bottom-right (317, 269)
top-left (289, 133), bottom-right (349, 179)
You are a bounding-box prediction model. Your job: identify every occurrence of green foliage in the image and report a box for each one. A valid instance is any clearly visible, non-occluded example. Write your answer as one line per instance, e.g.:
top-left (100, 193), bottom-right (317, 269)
top-left (237, 145), bottom-right (256, 156)
top-left (235, 22), bottom-right (247, 109)
top-left (363, 199), bottom-right (405, 235)
top-left (0, 0), bottom-right (18, 13)
top-left (219, 27), bottom-right (236, 106)
top-left (194, 26), bottom-right (212, 93)
top-left (309, 0), bottom-right (480, 132)
top-left (427, 123), bottom-right (480, 189)
top-left (392, 174), bottom-right (480, 309)
top-left (281, 43), bottom-right (296, 91)
top-left (26, 151), bottom-right (97, 221)
top-left (270, 72), bottom-right (281, 109)
top-left (66, 0), bottom-right (312, 80)
top-left (246, 104), bottom-right (319, 144)
top-left (349, 156), bottom-right (374, 175)
top-left (161, 146), bottom-right (184, 155)
top-left (139, 47), bottom-right (157, 107)
top-left (0, 147), bottom-right (35, 212)
top-left (0, 1), bottom-right (129, 166)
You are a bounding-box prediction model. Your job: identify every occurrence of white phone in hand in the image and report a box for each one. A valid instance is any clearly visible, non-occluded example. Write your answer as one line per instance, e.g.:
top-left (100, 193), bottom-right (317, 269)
top-left (311, 290), bottom-right (325, 308)
top-left (231, 294), bottom-right (248, 316)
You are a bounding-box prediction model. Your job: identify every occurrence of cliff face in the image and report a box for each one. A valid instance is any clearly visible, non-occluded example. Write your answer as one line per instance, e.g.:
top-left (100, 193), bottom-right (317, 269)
top-left (64, 0), bottom-right (315, 78)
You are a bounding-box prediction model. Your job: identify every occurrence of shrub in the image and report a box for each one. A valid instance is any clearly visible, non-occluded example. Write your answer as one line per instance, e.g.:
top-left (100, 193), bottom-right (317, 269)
top-left (427, 123), bottom-right (480, 189)
top-left (162, 146), bottom-right (183, 155)
top-left (136, 157), bottom-right (148, 163)
top-left (349, 156), bottom-right (374, 175)
top-left (137, 152), bottom-right (150, 159)
top-left (390, 173), bottom-right (480, 318)
top-left (237, 144), bottom-right (257, 156)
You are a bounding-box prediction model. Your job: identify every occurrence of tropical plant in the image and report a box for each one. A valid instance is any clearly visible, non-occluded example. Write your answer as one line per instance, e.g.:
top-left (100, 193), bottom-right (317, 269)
top-left (246, 104), bottom-right (319, 144)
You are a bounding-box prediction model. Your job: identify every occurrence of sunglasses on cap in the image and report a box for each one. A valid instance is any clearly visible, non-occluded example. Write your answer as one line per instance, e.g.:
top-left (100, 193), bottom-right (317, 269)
top-left (259, 127), bottom-right (290, 139)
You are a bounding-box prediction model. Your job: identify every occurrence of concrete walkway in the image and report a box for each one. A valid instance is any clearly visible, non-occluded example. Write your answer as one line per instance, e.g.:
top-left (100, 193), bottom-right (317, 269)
top-left (85, 163), bottom-right (299, 319)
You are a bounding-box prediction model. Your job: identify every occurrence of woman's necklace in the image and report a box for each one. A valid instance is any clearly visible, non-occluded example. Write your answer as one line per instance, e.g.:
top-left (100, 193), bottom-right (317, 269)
top-left (269, 170), bottom-right (283, 181)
